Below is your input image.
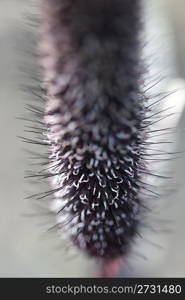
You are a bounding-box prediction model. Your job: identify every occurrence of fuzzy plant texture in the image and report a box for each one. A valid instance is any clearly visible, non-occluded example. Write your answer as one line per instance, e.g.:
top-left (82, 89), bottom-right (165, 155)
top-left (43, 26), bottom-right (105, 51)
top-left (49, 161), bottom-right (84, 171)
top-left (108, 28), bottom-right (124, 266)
top-left (37, 0), bottom-right (151, 265)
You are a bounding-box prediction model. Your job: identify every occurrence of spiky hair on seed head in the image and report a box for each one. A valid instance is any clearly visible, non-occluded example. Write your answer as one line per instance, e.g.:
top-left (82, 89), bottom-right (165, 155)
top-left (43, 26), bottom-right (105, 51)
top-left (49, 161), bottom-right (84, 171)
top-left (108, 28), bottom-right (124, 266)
top-left (39, 0), bottom-right (147, 261)
top-left (25, 0), bottom-right (157, 269)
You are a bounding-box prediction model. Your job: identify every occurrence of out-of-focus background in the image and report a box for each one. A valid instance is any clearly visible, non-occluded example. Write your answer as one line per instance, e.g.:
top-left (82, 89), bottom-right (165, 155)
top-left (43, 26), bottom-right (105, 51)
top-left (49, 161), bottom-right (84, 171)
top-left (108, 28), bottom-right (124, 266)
top-left (0, 0), bottom-right (185, 277)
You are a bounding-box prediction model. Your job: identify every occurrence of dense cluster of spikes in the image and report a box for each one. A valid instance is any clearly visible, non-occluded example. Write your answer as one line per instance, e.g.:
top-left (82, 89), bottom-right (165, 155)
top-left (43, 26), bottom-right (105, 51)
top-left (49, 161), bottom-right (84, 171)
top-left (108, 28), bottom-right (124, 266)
top-left (21, 0), bottom-right (177, 273)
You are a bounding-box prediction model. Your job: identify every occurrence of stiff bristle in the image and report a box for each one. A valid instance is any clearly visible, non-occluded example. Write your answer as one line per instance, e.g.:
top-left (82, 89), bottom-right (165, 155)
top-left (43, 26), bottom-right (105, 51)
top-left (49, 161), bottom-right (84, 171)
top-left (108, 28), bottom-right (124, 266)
top-left (34, 0), bottom-right (150, 264)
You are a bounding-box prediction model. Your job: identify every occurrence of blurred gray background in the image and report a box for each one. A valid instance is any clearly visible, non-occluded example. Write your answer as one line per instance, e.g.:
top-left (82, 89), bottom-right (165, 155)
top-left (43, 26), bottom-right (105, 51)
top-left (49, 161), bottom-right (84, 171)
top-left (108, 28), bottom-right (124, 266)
top-left (0, 0), bottom-right (185, 277)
